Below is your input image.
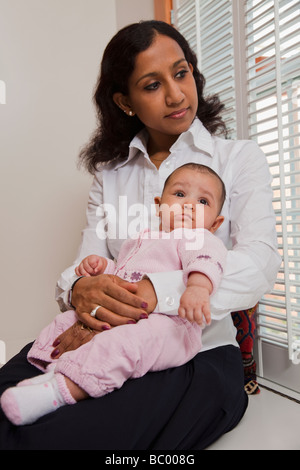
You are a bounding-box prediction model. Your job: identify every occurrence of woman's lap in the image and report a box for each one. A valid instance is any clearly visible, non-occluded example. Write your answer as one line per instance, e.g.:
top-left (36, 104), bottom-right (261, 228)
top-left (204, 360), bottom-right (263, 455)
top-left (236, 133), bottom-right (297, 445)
top-left (0, 343), bottom-right (248, 450)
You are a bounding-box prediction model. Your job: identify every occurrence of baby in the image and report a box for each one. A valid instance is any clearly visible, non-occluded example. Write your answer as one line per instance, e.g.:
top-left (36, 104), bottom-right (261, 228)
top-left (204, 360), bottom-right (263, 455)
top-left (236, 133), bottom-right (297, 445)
top-left (1, 163), bottom-right (227, 425)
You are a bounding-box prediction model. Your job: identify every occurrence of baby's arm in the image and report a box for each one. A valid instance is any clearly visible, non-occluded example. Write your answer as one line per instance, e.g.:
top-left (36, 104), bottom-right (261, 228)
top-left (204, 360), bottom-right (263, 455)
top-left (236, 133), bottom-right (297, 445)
top-left (178, 272), bottom-right (212, 326)
top-left (75, 255), bottom-right (108, 277)
top-left (178, 229), bottom-right (227, 325)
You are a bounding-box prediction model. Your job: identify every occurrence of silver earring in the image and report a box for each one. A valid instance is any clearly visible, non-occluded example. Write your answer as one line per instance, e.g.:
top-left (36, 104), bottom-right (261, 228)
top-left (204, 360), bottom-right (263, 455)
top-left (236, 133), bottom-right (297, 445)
top-left (128, 110), bottom-right (134, 116)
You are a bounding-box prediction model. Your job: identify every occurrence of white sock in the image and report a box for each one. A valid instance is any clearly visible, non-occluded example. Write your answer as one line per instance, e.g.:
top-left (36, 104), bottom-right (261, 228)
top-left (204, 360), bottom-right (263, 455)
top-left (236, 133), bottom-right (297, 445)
top-left (17, 369), bottom-right (55, 387)
top-left (0, 373), bottom-right (76, 426)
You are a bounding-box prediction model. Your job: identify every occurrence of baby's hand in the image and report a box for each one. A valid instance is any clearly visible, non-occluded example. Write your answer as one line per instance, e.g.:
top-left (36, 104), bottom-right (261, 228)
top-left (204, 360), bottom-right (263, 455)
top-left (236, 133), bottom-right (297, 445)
top-left (178, 286), bottom-right (211, 326)
top-left (75, 255), bottom-right (107, 277)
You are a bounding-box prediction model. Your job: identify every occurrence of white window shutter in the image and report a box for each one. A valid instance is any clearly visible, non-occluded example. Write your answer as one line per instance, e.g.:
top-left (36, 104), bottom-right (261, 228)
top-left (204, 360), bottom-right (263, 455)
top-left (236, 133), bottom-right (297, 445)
top-left (245, 0), bottom-right (300, 364)
top-left (173, 0), bottom-right (300, 367)
top-left (173, 0), bottom-right (199, 57)
top-left (174, 0), bottom-right (237, 138)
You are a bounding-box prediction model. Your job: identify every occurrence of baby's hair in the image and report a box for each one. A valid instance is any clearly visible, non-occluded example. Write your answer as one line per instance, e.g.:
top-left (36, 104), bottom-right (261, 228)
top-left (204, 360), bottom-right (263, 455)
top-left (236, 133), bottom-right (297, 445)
top-left (162, 163), bottom-right (226, 213)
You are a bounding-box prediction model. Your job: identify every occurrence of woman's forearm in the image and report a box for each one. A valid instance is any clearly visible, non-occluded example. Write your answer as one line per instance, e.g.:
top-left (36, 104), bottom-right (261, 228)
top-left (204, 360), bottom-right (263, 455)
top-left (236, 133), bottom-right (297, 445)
top-left (146, 239), bottom-right (281, 319)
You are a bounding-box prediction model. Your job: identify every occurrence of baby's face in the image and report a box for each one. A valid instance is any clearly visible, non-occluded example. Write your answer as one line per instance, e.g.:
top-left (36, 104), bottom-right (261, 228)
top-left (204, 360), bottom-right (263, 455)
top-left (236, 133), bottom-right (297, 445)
top-left (155, 167), bottom-right (224, 233)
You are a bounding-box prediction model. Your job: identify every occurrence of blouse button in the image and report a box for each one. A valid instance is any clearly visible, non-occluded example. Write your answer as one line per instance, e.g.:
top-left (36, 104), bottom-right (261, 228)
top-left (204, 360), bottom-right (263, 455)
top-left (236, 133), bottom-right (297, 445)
top-left (166, 296), bottom-right (175, 306)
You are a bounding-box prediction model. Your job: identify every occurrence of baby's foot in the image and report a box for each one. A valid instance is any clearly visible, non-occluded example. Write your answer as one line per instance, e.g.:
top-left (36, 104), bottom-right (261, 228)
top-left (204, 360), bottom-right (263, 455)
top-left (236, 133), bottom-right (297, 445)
top-left (0, 373), bottom-right (75, 425)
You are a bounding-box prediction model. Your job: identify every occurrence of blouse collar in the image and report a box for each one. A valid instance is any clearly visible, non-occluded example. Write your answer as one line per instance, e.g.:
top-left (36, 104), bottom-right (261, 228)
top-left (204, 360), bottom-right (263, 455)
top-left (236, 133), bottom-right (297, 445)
top-left (113, 118), bottom-right (213, 170)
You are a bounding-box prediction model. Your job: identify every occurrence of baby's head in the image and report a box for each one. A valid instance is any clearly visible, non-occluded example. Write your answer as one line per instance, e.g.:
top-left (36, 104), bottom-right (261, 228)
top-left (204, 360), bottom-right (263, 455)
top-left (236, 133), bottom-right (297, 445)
top-left (155, 163), bottom-right (226, 233)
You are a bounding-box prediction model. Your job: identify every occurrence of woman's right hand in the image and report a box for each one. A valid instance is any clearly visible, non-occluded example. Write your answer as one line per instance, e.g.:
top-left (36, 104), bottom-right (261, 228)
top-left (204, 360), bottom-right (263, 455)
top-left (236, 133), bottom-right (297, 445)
top-left (50, 274), bottom-right (157, 360)
top-left (70, 274), bottom-right (150, 331)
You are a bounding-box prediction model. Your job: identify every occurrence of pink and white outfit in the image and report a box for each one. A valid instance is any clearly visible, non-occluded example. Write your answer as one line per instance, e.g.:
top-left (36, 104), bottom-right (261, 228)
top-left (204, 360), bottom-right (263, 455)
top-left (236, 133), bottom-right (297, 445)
top-left (27, 228), bottom-right (226, 398)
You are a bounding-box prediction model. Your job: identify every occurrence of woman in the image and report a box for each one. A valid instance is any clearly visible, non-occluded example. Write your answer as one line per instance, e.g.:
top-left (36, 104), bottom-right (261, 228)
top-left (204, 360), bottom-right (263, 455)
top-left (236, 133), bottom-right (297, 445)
top-left (0, 20), bottom-right (281, 450)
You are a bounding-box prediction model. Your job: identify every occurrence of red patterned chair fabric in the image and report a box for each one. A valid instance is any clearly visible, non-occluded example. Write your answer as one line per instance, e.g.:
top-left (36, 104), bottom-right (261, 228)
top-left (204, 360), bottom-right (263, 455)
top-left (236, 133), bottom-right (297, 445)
top-left (231, 305), bottom-right (260, 395)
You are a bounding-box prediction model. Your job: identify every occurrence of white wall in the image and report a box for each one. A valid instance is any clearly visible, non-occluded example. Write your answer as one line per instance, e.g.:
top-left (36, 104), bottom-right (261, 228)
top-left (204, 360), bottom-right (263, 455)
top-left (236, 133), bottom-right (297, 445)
top-left (0, 0), bottom-right (117, 360)
top-left (115, 0), bottom-right (154, 29)
top-left (0, 0), bottom-right (155, 362)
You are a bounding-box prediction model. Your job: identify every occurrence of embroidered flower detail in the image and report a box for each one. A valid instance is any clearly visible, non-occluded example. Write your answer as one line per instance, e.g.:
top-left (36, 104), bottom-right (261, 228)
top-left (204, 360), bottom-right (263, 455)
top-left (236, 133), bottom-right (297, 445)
top-left (130, 272), bottom-right (142, 281)
top-left (191, 255), bottom-right (223, 274)
top-left (217, 262), bottom-right (223, 273)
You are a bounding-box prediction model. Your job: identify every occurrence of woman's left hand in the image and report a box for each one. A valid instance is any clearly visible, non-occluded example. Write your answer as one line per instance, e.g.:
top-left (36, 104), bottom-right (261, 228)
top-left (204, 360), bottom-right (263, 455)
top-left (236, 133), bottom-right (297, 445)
top-left (51, 321), bottom-right (99, 359)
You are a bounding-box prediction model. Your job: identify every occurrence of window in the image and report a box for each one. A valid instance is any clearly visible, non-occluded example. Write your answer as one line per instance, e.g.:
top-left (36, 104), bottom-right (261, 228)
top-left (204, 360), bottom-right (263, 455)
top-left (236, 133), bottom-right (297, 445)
top-left (245, 0), bottom-right (300, 367)
top-left (173, 0), bottom-right (237, 138)
top-left (173, 0), bottom-right (300, 394)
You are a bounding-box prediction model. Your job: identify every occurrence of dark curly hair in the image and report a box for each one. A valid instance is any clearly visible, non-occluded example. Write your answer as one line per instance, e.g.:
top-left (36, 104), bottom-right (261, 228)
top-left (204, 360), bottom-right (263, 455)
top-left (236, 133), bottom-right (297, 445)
top-left (79, 20), bottom-right (227, 174)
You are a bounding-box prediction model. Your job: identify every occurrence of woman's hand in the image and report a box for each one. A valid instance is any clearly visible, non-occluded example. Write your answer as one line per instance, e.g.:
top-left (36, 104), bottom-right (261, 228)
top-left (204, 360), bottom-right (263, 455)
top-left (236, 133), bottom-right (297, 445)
top-left (132, 278), bottom-right (157, 314)
top-left (51, 321), bottom-right (98, 359)
top-left (51, 275), bottom-right (157, 358)
top-left (71, 274), bottom-right (156, 330)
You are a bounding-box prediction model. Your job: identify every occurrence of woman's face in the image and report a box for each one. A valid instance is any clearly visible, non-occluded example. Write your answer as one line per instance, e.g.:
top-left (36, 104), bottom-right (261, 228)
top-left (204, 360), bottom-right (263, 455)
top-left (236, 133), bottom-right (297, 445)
top-left (117, 34), bottom-right (198, 146)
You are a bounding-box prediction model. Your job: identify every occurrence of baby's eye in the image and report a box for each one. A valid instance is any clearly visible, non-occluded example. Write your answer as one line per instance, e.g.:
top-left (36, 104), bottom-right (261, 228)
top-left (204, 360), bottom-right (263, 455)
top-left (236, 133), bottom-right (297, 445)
top-left (175, 191), bottom-right (185, 197)
top-left (199, 198), bottom-right (208, 205)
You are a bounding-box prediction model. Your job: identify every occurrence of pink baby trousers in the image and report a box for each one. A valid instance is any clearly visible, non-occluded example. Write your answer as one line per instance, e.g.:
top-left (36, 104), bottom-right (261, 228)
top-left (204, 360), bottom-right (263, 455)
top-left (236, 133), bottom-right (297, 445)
top-left (28, 229), bottom-right (226, 398)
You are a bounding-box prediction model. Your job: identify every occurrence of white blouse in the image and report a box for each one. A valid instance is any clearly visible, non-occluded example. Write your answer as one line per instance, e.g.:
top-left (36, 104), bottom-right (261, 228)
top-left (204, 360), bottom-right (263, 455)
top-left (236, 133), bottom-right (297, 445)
top-left (56, 119), bottom-right (281, 352)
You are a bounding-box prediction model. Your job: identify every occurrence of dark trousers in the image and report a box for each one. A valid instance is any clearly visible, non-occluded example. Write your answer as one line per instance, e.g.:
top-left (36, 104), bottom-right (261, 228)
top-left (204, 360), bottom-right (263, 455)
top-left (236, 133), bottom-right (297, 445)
top-left (0, 343), bottom-right (248, 450)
